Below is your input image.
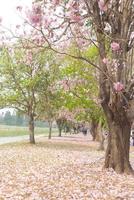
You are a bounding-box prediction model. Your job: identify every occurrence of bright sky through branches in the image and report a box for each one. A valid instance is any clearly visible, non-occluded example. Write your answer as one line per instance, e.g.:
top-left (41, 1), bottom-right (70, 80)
top-left (0, 0), bottom-right (32, 26)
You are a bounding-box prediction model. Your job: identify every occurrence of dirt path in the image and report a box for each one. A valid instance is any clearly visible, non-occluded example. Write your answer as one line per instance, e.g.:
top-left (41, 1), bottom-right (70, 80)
top-left (0, 133), bottom-right (92, 145)
top-left (0, 134), bottom-right (44, 145)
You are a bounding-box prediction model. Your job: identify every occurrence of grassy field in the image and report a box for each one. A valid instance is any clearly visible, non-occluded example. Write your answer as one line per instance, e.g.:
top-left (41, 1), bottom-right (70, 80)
top-left (0, 125), bottom-right (58, 137)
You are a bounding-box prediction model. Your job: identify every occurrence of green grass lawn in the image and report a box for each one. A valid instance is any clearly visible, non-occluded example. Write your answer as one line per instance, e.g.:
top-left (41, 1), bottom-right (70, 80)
top-left (0, 125), bottom-right (58, 137)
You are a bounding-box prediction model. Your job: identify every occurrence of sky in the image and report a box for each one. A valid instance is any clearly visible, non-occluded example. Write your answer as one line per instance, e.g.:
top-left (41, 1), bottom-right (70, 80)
top-left (0, 108), bottom-right (15, 115)
top-left (0, 0), bottom-right (32, 26)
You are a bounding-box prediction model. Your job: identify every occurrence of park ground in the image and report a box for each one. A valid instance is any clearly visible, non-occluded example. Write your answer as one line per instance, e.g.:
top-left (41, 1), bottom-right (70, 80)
top-left (0, 134), bottom-right (134, 200)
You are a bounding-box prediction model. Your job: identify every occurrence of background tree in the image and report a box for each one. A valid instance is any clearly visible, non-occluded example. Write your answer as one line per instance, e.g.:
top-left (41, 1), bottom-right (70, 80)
top-left (4, 111), bottom-right (13, 126)
top-left (59, 45), bottom-right (107, 143)
top-left (0, 46), bottom-right (52, 143)
top-left (36, 52), bottom-right (64, 139)
top-left (15, 111), bottom-right (24, 126)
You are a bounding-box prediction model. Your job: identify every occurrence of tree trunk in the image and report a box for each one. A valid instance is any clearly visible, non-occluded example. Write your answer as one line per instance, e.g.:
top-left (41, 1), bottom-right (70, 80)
top-left (90, 120), bottom-right (99, 141)
top-left (48, 121), bottom-right (52, 139)
top-left (29, 114), bottom-right (35, 144)
top-left (58, 128), bottom-right (62, 137)
top-left (104, 118), bottom-right (133, 174)
top-left (98, 133), bottom-right (105, 151)
top-left (99, 56), bottom-right (133, 173)
top-left (97, 122), bottom-right (105, 151)
top-left (56, 119), bottom-right (63, 137)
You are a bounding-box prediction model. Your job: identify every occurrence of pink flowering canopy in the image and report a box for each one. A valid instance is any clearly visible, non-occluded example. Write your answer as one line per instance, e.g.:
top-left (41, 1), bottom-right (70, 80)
top-left (0, 0), bottom-right (132, 99)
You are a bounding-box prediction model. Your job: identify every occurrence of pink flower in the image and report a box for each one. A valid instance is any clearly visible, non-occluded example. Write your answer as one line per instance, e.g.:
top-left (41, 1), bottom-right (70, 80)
top-left (111, 42), bottom-right (120, 51)
top-left (52, 0), bottom-right (60, 6)
top-left (16, 6), bottom-right (23, 12)
top-left (71, 15), bottom-right (81, 23)
top-left (44, 18), bottom-right (52, 28)
top-left (98, 0), bottom-right (107, 11)
top-left (29, 13), bottom-right (42, 26)
top-left (102, 57), bottom-right (109, 64)
top-left (32, 4), bottom-right (42, 15)
top-left (113, 82), bottom-right (124, 92)
top-left (69, 1), bottom-right (79, 11)
top-left (26, 4), bottom-right (42, 26)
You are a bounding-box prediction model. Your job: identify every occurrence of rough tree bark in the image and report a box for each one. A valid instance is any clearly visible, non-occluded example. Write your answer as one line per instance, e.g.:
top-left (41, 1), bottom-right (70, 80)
top-left (99, 60), bottom-right (134, 173)
top-left (29, 113), bottom-right (35, 144)
top-left (104, 114), bottom-right (132, 174)
top-left (101, 92), bottom-right (133, 174)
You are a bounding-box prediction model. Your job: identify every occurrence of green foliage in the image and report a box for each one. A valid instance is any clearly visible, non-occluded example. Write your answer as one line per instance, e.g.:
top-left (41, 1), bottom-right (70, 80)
top-left (0, 42), bottom-right (106, 129)
top-left (59, 45), bottom-right (106, 126)
top-left (0, 47), bottom-right (56, 118)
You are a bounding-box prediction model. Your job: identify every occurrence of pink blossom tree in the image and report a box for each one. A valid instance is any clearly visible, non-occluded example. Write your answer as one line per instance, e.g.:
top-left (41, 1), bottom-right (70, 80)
top-left (4, 0), bottom-right (133, 173)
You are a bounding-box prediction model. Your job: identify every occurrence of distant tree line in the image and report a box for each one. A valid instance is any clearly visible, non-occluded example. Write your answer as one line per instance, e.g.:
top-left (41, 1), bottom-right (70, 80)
top-left (0, 111), bottom-right (48, 127)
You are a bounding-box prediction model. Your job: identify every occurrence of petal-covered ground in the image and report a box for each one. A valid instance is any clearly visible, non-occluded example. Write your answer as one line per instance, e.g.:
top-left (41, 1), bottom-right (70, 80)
top-left (0, 134), bottom-right (134, 200)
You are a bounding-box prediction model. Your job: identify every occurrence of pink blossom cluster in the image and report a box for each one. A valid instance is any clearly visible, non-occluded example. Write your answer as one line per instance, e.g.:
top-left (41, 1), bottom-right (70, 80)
top-left (26, 4), bottom-right (42, 26)
top-left (113, 82), bottom-right (124, 92)
top-left (58, 109), bottom-right (75, 121)
top-left (67, 1), bottom-right (82, 24)
top-left (52, 0), bottom-right (60, 6)
top-left (98, 0), bottom-right (107, 12)
top-left (111, 42), bottom-right (120, 51)
top-left (102, 57), bottom-right (109, 65)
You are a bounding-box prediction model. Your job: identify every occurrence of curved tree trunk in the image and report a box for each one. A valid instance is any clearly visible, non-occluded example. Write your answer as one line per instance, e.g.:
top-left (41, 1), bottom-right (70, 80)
top-left (29, 114), bottom-right (35, 144)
